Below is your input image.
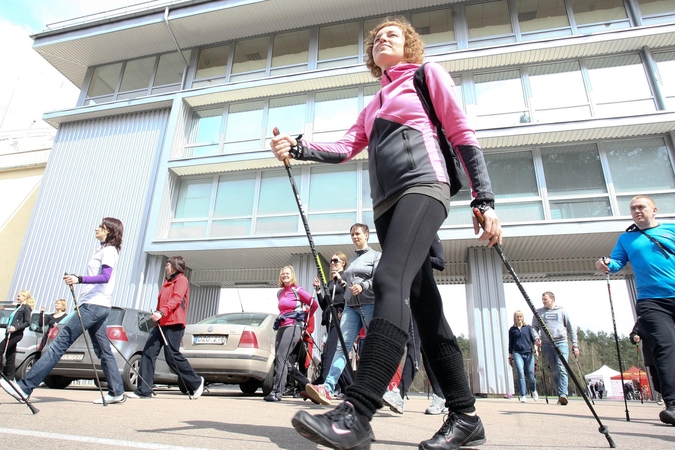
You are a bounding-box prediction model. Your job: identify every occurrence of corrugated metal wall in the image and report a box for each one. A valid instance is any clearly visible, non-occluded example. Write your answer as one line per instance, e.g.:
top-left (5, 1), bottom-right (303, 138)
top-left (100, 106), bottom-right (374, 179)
top-left (187, 285), bottom-right (220, 323)
top-left (9, 109), bottom-right (170, 311)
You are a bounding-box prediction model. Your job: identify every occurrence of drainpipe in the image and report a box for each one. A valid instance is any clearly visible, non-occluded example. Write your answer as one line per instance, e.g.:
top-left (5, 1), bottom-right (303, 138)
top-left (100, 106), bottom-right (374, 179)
top-left (164, 7), bottom-right (189, 90)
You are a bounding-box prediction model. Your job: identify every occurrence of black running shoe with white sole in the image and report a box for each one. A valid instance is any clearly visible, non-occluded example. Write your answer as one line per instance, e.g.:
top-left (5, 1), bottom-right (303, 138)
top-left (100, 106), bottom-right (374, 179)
top-left (419, 412), bottom-right (486, 450)
top-left (291, 401), bottom-right (374, 450)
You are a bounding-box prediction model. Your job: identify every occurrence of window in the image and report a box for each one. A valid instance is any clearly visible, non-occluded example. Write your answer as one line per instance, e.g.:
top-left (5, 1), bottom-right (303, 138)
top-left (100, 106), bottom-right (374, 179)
top-left (194, 45), bottom-right (230, 87)
top-left (654, 51), bottom-right (675, 110)
top-left (528, 62), bottom-right (591, 122)
top-left (170, 179), bottom-right (212, 238)
top-left (271, 29), bottom-right (310, 76)
top-left (256, 170), bottom-right (301, 234)
top-left (313, 88), bottom-right (359, 141)
top-left (231, 36), bottom-right (270, 82)
top-left (87, 63), bottom-right (122, 103)
top-left (266, 95), bottom-right (307, 146)
top-left (466, 0), bottom-right (514, 48)
top-left (153, 52), bottom-right (186, 93)
top-left (569, 0), bottom-right (629, 32)
top-left (586, 55), bottom-right (655, 117)
top-left (308, 165), bottom-right (358, 232)
top-left (188, 108), bottom-right (224, 157)
top-left (474, 70), bottom-right (528, 128)
top-left (514, 0), bottom-right (571, 40)
top-left (212, 173), bottom-right (257, 237)
top-left (223, 101), bottom-right (265, 153)
top-left (118, 57), bottom-right (155, 96)
top-left (605, 137), bottom-right (675, 193)
top-left (412, 7), bottom-right (456, 54)
top-left (638, 0), bottom-right (675, 25)
top-left (541, 143), bottom-right (610, 219)
top-left (318, 22), bottom-right (359, 69)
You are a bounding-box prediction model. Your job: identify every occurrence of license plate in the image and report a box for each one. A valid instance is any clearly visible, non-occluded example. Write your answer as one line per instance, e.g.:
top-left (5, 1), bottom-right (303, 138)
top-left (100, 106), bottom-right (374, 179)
top-left (193, 335), bottom-right (227, 345)
top-left (60, 353), bottom-right (84, 361)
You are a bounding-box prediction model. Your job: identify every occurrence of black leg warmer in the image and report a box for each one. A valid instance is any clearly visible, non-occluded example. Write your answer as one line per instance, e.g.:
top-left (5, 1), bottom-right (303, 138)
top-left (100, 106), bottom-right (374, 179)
top-left (424, 340), bottom-right (476, 414)
top-left (345, 318), bottom-right (409, 420)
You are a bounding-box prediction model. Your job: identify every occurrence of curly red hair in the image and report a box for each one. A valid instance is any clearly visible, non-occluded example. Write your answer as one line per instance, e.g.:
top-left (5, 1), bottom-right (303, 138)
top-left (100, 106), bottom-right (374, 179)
top-left (365, 18), bottom-right (425, 79)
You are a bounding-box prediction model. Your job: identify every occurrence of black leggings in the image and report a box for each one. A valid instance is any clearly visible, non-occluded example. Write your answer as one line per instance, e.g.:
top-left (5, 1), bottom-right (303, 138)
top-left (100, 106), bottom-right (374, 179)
top-left (375, 193), bottom-right (473, 412)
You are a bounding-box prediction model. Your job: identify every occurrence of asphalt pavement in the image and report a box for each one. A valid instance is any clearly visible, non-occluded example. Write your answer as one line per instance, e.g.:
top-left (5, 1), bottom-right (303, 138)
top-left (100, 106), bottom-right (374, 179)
top-left (0, 385), bottom-right (672, 449)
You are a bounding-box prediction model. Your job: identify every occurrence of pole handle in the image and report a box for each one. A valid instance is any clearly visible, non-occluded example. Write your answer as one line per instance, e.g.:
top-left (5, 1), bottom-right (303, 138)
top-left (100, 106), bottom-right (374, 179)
top-left (271, 127), bottom-right (291, 167)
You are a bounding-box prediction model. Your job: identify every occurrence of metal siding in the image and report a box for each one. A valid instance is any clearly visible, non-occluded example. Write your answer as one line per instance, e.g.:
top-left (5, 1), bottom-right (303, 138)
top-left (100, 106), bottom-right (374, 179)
top-left (187, 284), bottom-right (220, 324)
top-left (9, 109), bottom-right (170, 311)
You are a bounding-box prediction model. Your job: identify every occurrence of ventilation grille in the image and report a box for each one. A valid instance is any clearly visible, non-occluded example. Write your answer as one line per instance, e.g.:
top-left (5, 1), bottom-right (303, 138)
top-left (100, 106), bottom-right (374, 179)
top-left (518, 11), bottom-right (537, 22)
top-left (246, 53), bottom-right (262, 61)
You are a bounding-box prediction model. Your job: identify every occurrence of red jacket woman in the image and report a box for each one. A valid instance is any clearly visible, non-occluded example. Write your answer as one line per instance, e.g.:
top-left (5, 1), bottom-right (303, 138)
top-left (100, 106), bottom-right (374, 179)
top-left (156, 271), bottom-right (189, 327)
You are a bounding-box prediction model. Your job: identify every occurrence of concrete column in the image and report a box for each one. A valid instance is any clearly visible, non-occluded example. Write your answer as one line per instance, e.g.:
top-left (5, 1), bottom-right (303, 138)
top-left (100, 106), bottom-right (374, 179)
top-left (465, 246), bottom-right (513, 396)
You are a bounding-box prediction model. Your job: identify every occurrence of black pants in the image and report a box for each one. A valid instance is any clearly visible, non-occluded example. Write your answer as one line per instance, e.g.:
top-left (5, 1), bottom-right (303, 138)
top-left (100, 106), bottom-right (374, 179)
top-left (315, 324), bottom-right (353, 390)
top-left (1, 331), bottom-right (25, 380)
top-left (372, 194), bottom-right (474, 411)
top-left (637, 298), bottom-right (675, 403)
top-left (396, 317), bottom-right (443, 398)
top-left (135, 324), bottom-right (201, 396)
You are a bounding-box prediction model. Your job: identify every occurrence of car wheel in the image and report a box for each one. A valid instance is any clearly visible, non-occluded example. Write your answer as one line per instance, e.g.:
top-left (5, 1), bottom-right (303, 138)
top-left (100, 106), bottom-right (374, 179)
top-left (44, 375), bottom-right (73, 389)
top-left (123, 354), bottom-right (142, 391)
top-left (15, 354), bottom-right (37, 380)
top-left (239, 379), bottom-right (261, 395)
top-left (261, 365), bottom-right (275, 396)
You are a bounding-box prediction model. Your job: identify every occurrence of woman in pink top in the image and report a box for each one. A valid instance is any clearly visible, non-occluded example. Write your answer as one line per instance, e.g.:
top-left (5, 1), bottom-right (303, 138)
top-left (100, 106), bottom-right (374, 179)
top-left (272, 18), bottom-right (503, 450)
top-left (264, 265), bottom-right (317, 402)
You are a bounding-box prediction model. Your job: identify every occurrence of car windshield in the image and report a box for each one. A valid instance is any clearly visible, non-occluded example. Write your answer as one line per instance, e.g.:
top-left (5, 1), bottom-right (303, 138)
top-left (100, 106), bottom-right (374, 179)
top-left (199, 313), bottom-right (269, 326)
top-left (0, 309), bottom-right (12, 327)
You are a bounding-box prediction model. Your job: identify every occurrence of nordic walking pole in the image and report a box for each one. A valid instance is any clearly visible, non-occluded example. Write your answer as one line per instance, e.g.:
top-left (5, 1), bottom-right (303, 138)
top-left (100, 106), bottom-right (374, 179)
top-left (635, 344), bottom-right (645, 404)
top-left (0, 327), bottom-right (39, 413)
top-left (65, 273), bottom-right (107, 406)
top-left (272, 127), bottom-right (354, 381)
top-left (603, 267), bottom-right (630, 421)
top-left (575, 355), bottom-right (594, 405)
top-left (156, 322), bottom-right (191, 399)
top-left (107, 338), bottom-right (156, 396)
top-left (473, 211), bottom-right (616, 448)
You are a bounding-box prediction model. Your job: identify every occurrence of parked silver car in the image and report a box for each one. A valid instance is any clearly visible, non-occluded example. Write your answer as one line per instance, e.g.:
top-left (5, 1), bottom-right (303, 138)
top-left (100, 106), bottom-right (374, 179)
top-left (42, 306), bottom-right (178, 391)
top-left (0, 308), bottom-right (44, 380)
top-left (181, 312), bottom-right (276, 395)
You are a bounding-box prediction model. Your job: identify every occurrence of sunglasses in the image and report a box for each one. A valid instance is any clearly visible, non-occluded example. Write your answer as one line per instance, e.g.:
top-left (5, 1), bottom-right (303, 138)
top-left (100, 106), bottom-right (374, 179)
top-left (330, 259), bottom-right (342, 264)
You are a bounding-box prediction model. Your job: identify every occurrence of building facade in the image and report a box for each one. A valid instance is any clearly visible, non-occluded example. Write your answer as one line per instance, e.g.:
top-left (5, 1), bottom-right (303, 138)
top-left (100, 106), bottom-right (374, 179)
top-left (11, 0), bottom-right (675, 395)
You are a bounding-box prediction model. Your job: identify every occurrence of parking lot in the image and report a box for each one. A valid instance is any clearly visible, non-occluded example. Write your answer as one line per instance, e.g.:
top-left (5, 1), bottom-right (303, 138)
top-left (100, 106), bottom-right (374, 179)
top-left (0, 385), bottom-right (673, 449)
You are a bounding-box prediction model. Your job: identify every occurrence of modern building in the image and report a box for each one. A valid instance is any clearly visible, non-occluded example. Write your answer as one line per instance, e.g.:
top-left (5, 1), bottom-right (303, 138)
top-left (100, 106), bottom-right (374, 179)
top-left (11, 0), bottom-right (675, 395)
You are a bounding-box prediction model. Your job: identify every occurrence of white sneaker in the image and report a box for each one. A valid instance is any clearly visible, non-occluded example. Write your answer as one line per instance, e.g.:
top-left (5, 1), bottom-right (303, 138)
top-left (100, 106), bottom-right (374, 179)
top-left (519, 395), bottom-right (527, 403)
top-left (0, 377), bottom-right (28, 403)
top-left (532, 391), bottom-right (539, 402)
top-left (93, 393), bottom-right (126, 404)
top-left (192, 377), bottom-right (205, 399)
top-left (382, 387), bottom-right (404, 414)
top-left (425, 394), bottom-right (448, 415)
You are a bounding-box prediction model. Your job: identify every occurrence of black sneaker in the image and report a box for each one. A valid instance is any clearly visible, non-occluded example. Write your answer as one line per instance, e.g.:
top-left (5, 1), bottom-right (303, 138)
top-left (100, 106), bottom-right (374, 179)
top-left (659, 400), bottom-right (675, 426)
top-left (419, 412), bottom-right (486, 450)
top-left (292, 401), bottom-right (373, 450)
top-left (264, 390), bottom-right (282, 402)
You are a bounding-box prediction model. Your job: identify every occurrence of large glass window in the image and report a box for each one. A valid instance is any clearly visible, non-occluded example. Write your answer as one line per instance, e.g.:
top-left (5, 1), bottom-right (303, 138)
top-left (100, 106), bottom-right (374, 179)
top-left (231, 36), bottom-right (269, 82)
top-left (638, 0), bottom-right (675, 25)
top-left (586, 55), bottom-right (655, 117)
top-left (256, 170), bottom-right (301, 234)
top-left (224, 101), bottom-right (265, 153)
top-left (466, 0), bottom-right (514, 47)
top-left (153, 52), bottom-right (186, 92)
top-left (188, 108), bottom-right (223, 157)
top-left (514, 0), bottom-right (571, 40)
top-left (119, 57), bottom-right (154, 95)
top-left (485, 151), bottom-right (539, 199)
top-left (318, 22), bottom-right (359, 69)
top-left (654, 50), bottom-right (675, 110)
top-left (194, 45), bottom-right (230, 86)
top-left (605, 137), bottom-right (675, 193)
top-left (271, 29), bottom-right (310, 76)
top-left (474, 70), bottom-right (528, 128)
top-left (412, 7), bottom-right (456, 54)
top-left (87, 63), bottom-right (123, 101)
top-left (569, 0), bottom-right (629, 32)
top-left (170, 179), bottom-right (212, 238)
top-left (266, 95), bottom-right (307, 145)
top-left (528, 62), bottom-right (590, 122)
top-left (212, 173), bottom-right (256, 237)
top-left (313, 88), bottom-right (359, 140)
top-left (308, 165), bottom-right (358, 232)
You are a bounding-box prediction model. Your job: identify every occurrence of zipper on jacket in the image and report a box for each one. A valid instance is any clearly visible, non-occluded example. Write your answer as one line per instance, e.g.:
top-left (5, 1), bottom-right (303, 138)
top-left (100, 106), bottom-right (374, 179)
top-left (403, 130), bottom-right (415, 170)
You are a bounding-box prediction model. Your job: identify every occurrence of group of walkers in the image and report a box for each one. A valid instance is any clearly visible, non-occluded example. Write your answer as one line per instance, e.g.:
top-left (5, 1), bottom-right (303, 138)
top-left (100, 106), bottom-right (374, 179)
top-left (1, 15), bottom-right (673, 450)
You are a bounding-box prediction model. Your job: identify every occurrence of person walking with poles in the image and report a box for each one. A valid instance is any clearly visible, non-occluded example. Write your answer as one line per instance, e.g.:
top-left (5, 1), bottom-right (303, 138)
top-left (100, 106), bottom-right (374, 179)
top-left (304, 223), bottom-right (381, 406)
top-left (595, 195), bottom-right (675, 425)
top-left (271, 18), bottom-right (501, 450)
top-left (508, 310), bottom-right (540, 403)
top-left (1, 217), bottom-right (126, 405)
top-left (1, 290), bottom-right (34, 380)
top-left (532, 291), bottom-right (579, 406)
top-left (127, 256), bottom-right (204, 400)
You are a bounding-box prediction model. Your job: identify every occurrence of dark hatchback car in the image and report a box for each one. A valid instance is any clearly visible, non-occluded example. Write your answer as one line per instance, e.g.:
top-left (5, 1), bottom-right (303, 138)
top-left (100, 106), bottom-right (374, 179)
top-left (42, 306), bottom-right (178, 390)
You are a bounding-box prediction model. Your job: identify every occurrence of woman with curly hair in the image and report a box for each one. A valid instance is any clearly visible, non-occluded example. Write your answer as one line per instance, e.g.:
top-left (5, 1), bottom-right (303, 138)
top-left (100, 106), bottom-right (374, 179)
top-left (271, 17), bottom-right (502, 450)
